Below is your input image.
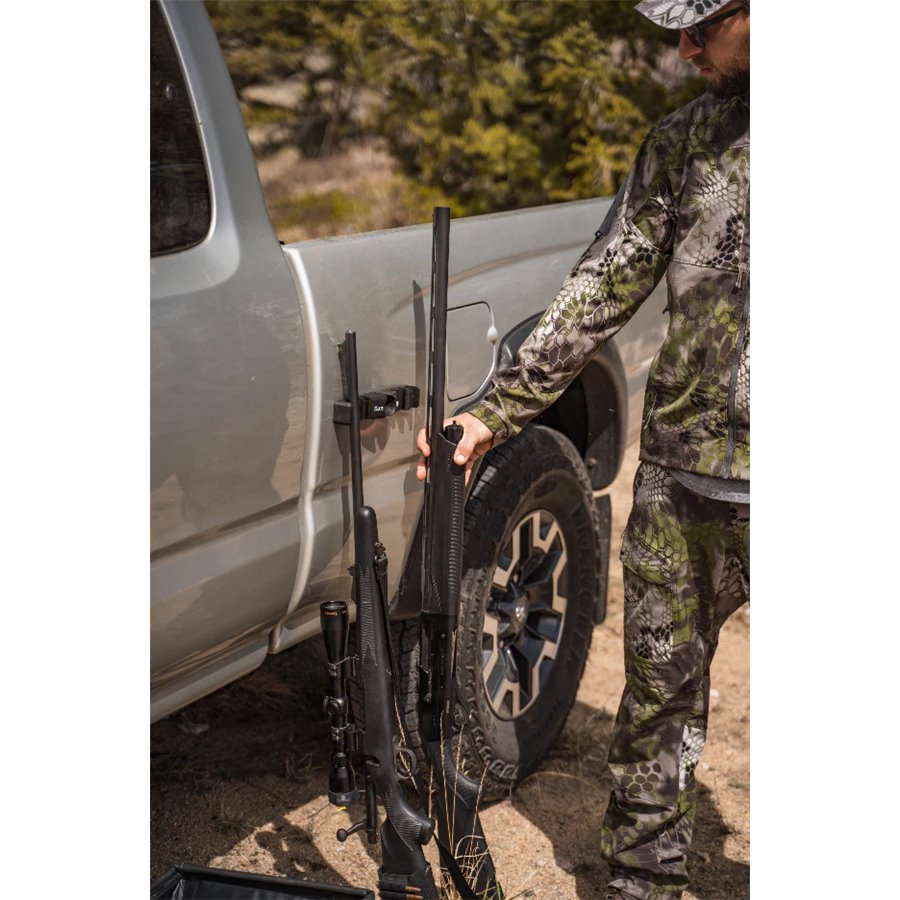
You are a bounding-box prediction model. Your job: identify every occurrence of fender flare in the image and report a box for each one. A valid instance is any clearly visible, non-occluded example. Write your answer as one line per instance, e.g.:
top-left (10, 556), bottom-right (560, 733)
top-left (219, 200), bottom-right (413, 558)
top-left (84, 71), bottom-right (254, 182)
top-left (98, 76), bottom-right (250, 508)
top-left (483, 311), bottom-right (628, 490)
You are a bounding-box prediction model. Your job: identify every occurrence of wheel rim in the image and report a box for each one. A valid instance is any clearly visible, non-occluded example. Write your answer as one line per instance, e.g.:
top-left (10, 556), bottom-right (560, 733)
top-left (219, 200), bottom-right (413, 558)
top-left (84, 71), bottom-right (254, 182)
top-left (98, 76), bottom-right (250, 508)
top-left (481, 509), bottom-right (568, 720)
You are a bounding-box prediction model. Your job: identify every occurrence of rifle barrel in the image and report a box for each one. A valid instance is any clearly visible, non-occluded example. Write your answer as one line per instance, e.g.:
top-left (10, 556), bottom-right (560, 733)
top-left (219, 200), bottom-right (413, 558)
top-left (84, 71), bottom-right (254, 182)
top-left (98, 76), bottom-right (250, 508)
top-left (344, 330), bottom-right (364, 510)
top-left (428, 207), bottom-right (451, 444)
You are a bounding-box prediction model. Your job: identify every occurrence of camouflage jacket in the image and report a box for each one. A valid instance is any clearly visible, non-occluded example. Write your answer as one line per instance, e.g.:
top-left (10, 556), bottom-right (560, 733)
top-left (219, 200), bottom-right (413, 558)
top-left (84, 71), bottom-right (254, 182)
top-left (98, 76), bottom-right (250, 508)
top-left (472, 93), bottom-right (750, 481)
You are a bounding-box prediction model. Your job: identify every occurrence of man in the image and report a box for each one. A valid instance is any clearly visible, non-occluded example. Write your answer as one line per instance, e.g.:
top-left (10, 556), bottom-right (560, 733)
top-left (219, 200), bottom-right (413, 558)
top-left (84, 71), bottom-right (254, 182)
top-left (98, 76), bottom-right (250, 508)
top-left (417, 2), bottom-right (749, 897)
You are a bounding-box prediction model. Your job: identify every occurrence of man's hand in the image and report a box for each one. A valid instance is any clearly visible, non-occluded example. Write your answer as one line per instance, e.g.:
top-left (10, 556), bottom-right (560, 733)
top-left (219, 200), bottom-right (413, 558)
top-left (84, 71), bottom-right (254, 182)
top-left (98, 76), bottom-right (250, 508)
top-left (416, 412), bottom-right (495, 485)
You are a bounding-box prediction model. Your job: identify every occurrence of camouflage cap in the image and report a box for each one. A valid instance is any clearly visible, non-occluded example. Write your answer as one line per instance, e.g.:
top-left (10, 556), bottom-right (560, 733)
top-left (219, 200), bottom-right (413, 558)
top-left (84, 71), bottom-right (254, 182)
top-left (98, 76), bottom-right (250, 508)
top-left (635, 0), bottom-right (736, 29)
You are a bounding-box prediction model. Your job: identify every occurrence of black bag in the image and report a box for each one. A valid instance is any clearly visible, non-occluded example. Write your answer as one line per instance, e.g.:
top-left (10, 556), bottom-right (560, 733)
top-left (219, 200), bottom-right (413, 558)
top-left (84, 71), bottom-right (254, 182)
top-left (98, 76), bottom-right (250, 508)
top-left (151, 864), bottom-right (375, 900)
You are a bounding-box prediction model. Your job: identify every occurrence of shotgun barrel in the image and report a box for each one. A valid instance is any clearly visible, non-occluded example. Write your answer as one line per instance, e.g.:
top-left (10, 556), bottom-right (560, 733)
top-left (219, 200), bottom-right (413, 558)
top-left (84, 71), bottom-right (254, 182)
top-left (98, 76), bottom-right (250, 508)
top-left (420, 208), bottom-right (504, 899)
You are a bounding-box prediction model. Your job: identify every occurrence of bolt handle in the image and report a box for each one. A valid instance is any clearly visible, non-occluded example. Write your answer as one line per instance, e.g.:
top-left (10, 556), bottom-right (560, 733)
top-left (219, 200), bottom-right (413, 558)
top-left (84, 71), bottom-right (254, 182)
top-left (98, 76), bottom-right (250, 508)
top-left (336, 820), bottom-right (367, 842)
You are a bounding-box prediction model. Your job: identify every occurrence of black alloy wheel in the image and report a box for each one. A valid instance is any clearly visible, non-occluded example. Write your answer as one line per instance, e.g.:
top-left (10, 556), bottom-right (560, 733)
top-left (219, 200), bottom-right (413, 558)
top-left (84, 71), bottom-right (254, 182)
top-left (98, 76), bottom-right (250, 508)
top-left (454, 425), bottom-right (604, 798)
top-left (482, 508), bottom-right (569, 720)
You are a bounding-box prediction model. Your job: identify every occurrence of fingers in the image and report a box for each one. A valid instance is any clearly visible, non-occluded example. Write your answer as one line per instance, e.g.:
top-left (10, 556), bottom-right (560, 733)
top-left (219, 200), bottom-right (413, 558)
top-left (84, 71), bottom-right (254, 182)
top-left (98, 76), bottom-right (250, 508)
top-left (415, 427), bottom-right (429, 482)
top-left (415, 414), bottom-right (494, 482)
top-left (450, 411), bottom-right (495, 467)
top-left (415, 427), bottom-right (431, 457)
top-left (451, 424), bottom-right (479, 467)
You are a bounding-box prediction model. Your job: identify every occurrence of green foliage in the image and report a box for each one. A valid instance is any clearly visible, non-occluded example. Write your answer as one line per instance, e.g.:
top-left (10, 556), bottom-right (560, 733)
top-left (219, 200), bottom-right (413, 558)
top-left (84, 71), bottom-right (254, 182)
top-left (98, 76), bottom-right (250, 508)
top-left (270, 189), bottom-right (359, 233)
top-left (240, 102), bottom-right (297, 129)
top-left (206, 0), bottom-right (704, 218)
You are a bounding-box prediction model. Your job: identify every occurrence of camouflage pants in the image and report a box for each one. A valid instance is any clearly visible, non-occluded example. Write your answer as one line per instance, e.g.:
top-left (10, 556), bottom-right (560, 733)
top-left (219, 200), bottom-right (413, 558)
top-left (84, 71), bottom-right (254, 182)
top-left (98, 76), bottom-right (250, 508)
top-left (601, 462), bottom-right (749, 900)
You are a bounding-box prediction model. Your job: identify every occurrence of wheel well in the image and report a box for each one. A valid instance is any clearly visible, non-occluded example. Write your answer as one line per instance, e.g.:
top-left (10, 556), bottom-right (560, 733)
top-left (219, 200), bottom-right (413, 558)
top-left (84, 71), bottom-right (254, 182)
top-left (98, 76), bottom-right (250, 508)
top-left (484, 313), bottom-right (628, 490)
top-left (394, 314), bottom-right (627, 619)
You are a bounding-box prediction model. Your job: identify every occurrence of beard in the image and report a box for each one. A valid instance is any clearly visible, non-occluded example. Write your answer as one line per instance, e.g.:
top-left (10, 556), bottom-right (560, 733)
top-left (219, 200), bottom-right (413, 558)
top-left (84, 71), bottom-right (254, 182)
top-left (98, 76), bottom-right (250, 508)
top-left (701, 30), bottom-right (750, 100)
top-left (708, 67), bottom-right (749, 99)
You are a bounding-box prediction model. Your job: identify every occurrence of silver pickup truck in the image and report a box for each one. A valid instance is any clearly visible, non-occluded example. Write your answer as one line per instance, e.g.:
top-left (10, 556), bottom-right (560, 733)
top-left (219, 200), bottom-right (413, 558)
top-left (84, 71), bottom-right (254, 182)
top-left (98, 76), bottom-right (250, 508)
top-left (150, 0), bottom-right (667, 794)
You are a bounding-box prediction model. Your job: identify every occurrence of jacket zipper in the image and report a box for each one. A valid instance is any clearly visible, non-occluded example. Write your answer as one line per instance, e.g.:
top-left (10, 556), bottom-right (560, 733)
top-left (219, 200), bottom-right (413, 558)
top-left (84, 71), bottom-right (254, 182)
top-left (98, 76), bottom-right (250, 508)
top-left (724, 153), bottom-right (749, 475)
top-left (724, 290), bottom-right (749, 475)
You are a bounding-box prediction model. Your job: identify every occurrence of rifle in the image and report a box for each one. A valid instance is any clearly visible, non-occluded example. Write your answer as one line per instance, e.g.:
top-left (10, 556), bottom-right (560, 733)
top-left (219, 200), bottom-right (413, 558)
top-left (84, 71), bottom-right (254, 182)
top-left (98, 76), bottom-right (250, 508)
top-left (322, 330), bottom-right (439, 900)
top-left (320, 208), bottom-right (502, 900)
top-left (419, 207), bottom-right (504, 899)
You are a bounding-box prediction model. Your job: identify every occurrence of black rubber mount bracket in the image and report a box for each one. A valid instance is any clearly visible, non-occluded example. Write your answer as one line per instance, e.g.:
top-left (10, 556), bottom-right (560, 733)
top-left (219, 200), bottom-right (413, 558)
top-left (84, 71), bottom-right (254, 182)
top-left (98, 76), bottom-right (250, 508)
top-left (333, 385), bottom-right (420, 424)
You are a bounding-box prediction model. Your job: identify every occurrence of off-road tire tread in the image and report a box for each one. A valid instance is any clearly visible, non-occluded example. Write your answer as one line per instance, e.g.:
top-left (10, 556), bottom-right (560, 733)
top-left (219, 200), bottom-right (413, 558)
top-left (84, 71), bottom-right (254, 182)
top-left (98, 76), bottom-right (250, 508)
top-left (454, 425), bottom-right (601, 799)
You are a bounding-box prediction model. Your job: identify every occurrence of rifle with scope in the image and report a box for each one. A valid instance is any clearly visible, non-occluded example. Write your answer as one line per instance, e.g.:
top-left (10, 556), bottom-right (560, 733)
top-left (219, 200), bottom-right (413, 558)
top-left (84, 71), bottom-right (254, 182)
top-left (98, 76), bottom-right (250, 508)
top-left (321, 329), bottom-right (438, 900)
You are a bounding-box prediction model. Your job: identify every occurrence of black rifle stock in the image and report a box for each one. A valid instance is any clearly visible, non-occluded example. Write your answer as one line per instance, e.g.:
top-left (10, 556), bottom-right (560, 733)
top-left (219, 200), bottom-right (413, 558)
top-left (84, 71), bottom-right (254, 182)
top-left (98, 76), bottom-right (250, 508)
top-left (323, 331), bottom-right (438, 900)
top-left (420, 208), bottom-right (504, 899)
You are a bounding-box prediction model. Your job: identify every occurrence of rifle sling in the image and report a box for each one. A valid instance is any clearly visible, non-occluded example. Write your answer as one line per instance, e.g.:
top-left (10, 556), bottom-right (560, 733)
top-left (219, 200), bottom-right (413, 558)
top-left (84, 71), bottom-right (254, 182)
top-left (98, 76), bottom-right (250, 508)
top-left (373, 546), bottom-right (407, 740)
top-left (434, 832), bottom-right (480, 900)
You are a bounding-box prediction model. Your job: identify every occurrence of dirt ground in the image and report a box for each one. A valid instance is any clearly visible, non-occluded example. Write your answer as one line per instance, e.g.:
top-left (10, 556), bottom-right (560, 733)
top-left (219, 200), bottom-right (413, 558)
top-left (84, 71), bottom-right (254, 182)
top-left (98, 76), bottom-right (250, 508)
top-left (151, 441), bottom-right (749, 898)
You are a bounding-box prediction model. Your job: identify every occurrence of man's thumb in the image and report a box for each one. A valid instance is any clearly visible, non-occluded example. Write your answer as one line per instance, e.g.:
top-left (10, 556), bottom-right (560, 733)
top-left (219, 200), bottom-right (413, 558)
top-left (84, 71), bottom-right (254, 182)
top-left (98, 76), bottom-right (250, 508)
top-left (452, 430), bottom-right (476, 465)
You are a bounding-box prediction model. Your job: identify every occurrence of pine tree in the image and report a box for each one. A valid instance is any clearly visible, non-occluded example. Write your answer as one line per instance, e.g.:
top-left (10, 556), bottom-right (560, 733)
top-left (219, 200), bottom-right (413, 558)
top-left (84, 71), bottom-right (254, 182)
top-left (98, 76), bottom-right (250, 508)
top-left (205, 0), bottom-right (704, 223)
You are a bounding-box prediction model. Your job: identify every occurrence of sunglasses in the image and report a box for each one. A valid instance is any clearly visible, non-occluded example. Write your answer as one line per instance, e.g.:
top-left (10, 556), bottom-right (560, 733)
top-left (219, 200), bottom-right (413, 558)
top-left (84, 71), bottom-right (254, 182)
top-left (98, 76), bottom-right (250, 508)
top-left (683, 4), bottom-right (748, 49)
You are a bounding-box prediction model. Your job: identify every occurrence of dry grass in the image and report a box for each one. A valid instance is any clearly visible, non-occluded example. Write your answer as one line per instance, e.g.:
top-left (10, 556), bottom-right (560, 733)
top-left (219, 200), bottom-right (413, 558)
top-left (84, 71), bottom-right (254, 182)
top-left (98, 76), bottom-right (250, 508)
top-left (252, 140), bottom-right (433, 243)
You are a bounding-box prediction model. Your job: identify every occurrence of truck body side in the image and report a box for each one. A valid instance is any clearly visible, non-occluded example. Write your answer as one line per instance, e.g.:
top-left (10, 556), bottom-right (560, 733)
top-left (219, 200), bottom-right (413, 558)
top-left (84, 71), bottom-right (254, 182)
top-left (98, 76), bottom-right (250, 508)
top-left (150, 0), bottom-right (667, 723)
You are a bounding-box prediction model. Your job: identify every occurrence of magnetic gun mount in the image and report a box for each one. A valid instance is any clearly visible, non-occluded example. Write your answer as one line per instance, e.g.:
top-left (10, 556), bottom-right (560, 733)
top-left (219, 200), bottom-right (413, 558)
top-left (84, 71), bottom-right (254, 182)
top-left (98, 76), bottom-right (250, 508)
top-left (332, 385), bottom-right (419, 425)
top-left (319, 208), bottom-right (503, 900)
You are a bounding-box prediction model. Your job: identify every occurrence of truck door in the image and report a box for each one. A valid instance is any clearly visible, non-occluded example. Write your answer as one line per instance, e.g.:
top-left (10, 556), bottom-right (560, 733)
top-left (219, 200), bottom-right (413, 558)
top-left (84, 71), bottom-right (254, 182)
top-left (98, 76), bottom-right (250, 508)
top-left (150, 1), bottom-right (308, 718)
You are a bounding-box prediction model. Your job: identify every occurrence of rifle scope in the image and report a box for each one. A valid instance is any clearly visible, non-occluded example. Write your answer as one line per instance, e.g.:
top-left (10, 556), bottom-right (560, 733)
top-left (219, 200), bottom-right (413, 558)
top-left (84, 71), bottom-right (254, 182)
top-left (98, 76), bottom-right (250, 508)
top-left (320, 600), bottom-right (357, 807)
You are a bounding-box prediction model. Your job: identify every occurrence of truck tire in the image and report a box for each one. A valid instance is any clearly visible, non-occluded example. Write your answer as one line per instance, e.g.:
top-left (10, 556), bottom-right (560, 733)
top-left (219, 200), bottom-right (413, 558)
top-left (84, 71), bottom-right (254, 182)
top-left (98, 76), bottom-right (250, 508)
top-left (454, 424), bottom-right (602, 798)
top-left (354, 426), bottom-right (602, 801)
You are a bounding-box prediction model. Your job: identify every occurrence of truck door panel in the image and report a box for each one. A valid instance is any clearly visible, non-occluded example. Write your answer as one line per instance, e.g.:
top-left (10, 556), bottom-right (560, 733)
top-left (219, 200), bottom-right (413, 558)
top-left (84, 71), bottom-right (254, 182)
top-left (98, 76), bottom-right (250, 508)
top-left (150, 1), bottom-right (308, 708)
